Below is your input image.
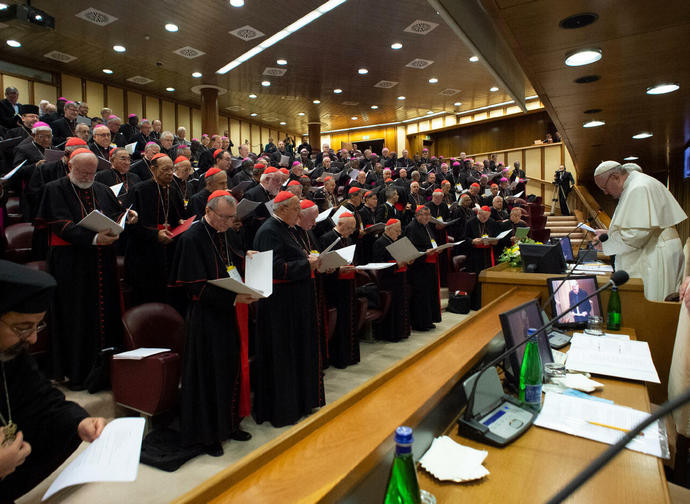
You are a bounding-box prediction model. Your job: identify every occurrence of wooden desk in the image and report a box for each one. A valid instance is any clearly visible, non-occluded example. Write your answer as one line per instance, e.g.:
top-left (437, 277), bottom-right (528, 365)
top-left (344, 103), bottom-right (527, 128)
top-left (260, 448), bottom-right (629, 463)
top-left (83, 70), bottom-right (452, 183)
top-left (173, 288), bottom-right (542, 503)
top-left (418, 328), bottom-right (670, 503)
top-left (479, 263), bottom-right (681, 403)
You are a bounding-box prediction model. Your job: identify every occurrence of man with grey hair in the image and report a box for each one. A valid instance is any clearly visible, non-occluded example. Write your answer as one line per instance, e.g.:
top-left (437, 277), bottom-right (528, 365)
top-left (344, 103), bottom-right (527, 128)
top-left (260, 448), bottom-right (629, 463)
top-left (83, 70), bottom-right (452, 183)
top-left (159, 130), bottom-right (175, 157)
top-left (131, 118), bottom-right (153, 159)
top-left (0, 86), bottom-right (20, 129)
top-left (593, 160), bottom-right (687, 301)
top-left (175, 126), bottom-right (191, 146)
top-left (170, 189), bottom-right (257, 455)
top-left (130, 141), bottom-right (161, 181)
top-left (74, 122), bottom-right (90, 142)
top-left (150, 119), bottom-right (162, 141)
top-left (51, 100), bottom-right (79, 146)
top-left (106, 115), bottom-right (126, 147)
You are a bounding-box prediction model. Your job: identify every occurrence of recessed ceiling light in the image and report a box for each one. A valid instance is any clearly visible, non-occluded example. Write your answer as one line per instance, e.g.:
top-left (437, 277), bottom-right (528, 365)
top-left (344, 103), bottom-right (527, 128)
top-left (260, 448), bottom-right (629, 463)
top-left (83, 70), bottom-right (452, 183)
top-left (565, 48), bottom-right (602, 67)
top-left (261, 80), bottom-right (271, 87)
top-left (490, 86), bottom-right (499, 92)
top-left (313, 99), bottom-right (321, 104)
top-left (276, 58), bottom-right (288, 65)
top-left (102, 68), bottom-right (113, 74)
top-left (192, 71), bottom-right (202, 78)
top-left (646, 83), bottom-right (679, 95)
top-left (469, 56), bottom-right (479, 62)
top-left (358, 68), bottom-right (368, 75)
top-left (280, 121), bottom-right (286, 125)
top-left (6, 40), bottom-right (21, 48)
top-left (583, 120), bottom-right (605, 128)
top-left (113, 45), bottom-right (126, 53)
top-left (632, 132), bottom-right (653, 139)
top-left (165, 23), bottom-right (178, 32)
top-left (351, 116), bottom-right (358, 120)
top-left (166, 87), bottom-right (175, 92)
top-left (0, 4), bottom-right (8, 10)
top-left (391, 42), bottom-right (403, 50)
top-left (454, 102), bottom-right (462, 107)
top-left (624, 156), bottom-right (639, 161)
top-left (428, 77), bottom-right (438, 84)
top-left (397, 96), bottom-right (406, 100)
top-left (248, 93), bottom-right (257, 99)
top-left (229, 0), bottom-right (245, 6)
top-left (559, 13), bottom-right (599, 29)
top-left (297, 112), bottom-right (305, 116)
top-left (370, 105), bottom-right (378, 109)
top-left (426, 110), bottom-right (434, 114)
top-left (250, 113), bottom-right (258, 117)
top-left (333, 88), bottom-right (342, 94)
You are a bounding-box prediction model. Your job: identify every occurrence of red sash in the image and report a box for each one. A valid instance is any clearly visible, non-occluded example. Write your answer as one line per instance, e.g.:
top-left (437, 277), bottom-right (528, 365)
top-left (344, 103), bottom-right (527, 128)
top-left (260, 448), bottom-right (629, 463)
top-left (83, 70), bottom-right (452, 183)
top-left (50, 232), bottom-right (71, 246)
top-left (235, 303), bottom-right (251, 418)
top-left (338, 269), bottom-right (355, 280)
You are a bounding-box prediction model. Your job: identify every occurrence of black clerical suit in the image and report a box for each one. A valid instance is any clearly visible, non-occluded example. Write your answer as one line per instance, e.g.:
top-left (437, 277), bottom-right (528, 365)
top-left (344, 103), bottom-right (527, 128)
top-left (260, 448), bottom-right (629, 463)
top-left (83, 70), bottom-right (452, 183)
top-left (0, 99), bottom-right (19, 129)
top-left (129, 157), bottom-right (153, 181)
top-left (51, 117), bottom-right (77, 146)
top-left (372, 233), bottom-right (410, 341)
top-left (405, 219), bottom-right (442, 331)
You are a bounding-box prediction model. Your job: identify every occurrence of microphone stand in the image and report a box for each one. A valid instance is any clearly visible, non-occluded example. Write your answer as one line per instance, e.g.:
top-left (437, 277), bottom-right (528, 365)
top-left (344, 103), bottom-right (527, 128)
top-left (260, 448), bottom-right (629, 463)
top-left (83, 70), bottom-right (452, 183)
top-left (459, 273), bottom-right (627, 445)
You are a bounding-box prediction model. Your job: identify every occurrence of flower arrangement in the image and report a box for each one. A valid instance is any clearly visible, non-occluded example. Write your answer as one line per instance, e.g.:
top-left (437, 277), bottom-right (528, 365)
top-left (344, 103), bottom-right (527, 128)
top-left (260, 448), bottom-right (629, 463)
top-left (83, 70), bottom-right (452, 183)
top-left (498, 238), bottom-right (541, 268)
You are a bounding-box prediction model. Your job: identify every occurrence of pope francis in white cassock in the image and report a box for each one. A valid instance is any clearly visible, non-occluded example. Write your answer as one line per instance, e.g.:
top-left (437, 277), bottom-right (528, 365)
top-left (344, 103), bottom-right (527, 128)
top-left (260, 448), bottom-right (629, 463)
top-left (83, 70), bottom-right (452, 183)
top-left (594, 161), bottom-right (687, 302)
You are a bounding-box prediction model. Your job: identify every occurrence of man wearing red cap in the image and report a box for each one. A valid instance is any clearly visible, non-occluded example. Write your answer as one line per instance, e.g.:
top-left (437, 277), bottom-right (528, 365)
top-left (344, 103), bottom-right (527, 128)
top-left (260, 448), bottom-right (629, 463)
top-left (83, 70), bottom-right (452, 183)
top-left (36, 149), bottom-right (137, 391)
top-left (253, 191), bottom-right (323, 427)
top-left (169, 190), bottom-right (257, 455)
top-left (466, 206), bottom-right (501, 288)
top-left (189, 167), bottom-right (227, 220)
top-left (170, 156), bottom-right (197, 210)
top-left (286, 179), bottom-right (302, 198)
top-left (127, 153), bottom-right (185, 307)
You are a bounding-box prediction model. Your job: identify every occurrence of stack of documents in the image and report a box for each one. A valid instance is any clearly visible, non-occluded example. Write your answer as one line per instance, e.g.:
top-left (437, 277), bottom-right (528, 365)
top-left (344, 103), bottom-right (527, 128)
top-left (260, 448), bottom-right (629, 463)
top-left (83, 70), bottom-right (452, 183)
top-left (113, 348), bottom-right (171, 360)
top-left (209, 250), bottom-right (273, 298)
top-left (569, 263), bottom-right (614, 275)
top-left (419, 436), bottom-right (489, 482)
top-left (317, 244), bottom-right (356, 273)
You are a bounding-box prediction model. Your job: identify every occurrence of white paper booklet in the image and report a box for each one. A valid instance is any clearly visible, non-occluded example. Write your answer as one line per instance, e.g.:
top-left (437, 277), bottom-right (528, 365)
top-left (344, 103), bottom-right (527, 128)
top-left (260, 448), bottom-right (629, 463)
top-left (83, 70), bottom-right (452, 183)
top-left (318, 244), bottom-right (356, 273)
top-left (113, 348), bottom-right (171, 360)
top-left (77, 209), bottom-right (127, 235)
top-left (356, 262), bottom-right (397, 271)
top-left (385, 237), bottom-right (425, 263)
top-left (209, 250), bottom-right (273, 298)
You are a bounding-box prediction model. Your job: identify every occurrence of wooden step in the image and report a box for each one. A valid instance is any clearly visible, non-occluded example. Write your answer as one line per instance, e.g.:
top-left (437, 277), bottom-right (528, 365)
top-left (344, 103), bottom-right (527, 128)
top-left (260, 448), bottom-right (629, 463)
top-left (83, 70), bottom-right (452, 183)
top-left (546, 216), bottom-right (578, 222)
top-left (549, 225), bottom-right (583, 233)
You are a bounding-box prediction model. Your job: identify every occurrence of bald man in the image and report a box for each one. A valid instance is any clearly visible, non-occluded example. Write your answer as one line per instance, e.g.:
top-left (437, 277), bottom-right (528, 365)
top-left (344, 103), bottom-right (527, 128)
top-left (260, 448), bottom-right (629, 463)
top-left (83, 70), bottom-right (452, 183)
top-left (594, 160), bottom-right (687, 301)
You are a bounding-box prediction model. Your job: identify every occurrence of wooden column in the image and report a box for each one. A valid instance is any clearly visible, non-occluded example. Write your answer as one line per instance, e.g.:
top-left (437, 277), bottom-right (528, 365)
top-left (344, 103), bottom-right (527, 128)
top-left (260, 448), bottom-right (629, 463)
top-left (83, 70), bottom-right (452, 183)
top-left (308, 122), bottom-right (321, 150)
top-left (200, 87), bottom-right (219, 136)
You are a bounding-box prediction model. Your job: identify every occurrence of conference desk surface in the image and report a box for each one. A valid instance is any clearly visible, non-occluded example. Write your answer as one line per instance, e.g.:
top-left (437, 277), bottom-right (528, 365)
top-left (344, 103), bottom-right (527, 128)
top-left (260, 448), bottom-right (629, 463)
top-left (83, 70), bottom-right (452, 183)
top-left (417, 327), bottom-right (670, 504)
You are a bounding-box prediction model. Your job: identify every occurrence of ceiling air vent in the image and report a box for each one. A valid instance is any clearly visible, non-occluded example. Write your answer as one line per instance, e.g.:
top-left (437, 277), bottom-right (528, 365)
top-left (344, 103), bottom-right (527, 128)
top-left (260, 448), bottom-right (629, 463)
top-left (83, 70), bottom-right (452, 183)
top-left (342, 101), bottom-right (359, 106)
top-left (263, 67), bottom-right (287, 77)
top-left (281, 95), bottom-right (298, 101)
top-left (173, 46), bottom-right (206, 59)
top-left (44, 50), bottom-right (77, 63)
top-left (406, 58), bottom-right (434, 69)
top-left (75, 7), bottom-right (118, 26)
top-left (229, 25), bottom-right (265, 41)
top-left (403, 20), bottom-right (438, 35)
top-left (374, 80), bottom-right (399, 88)
top-left (126, 76), bottom-right (153, 85)
top-left (439, 88), bottom-right (460, 96)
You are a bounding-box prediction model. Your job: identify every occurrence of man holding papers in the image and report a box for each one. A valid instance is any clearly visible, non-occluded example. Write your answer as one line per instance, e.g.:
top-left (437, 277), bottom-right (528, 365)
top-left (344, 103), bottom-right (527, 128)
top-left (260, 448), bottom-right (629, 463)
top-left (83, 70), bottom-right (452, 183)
top-left (253, 192), bottom-right (323, 427)
top-left (169, 190), bottom-right (257, 456)
top-left (93, 146), bottom-right (141, 209)
top-left (36, 149), bottom-right (136, 392)
top-left (0, 260), bottom-right (105, 502)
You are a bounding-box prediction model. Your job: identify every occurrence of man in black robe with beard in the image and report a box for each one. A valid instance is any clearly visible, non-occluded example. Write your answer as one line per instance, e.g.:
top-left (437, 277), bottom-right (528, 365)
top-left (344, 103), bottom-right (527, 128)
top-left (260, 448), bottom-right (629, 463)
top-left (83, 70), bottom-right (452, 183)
top-left (253, 191), bottom-right (323, 427)
top-left (0, 260), bottom-right (105, 502)
top-left (405, 206), bottom-right (441, 331)
top-left (169, 190), bottom-right (255, 456)
top-left (36, 149), bottom-right (137, 392)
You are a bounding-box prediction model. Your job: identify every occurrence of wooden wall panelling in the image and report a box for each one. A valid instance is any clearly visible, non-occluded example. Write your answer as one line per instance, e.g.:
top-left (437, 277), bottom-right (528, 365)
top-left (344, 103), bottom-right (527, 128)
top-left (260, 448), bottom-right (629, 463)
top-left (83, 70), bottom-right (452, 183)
top-left (106, 86), bottom-right (123, 118)
top-left (260, 127), bottom-right (269, 150)
top-left (240, 122), bottom-right (251, 148)
top-left (127, 91), bottom-right (142, 118)
top-left (177, 105), bottom-right (190, 135)
top-left (145, 96), bottom-right (160, 122)
top-left (524, 147), bottom-right (542, 201)
top-left (60, 73), bottom-right (82, 101)
top-left (85, 81), bottom-right (104, 115)
top-left (33, 82), bottom-right (57, 104)
top-left (2, 75), bottom-right (29, 104)
top-left (229, 119), bottom-right (240, 150)
top-left (250, 124), bottom-right (261, 154)
top-left (543, 144), bottom-right (562, 190)
top-left (191, 109), bottom-right (201, 139)
top-left (506, 150), bottom-right (521, 172)
top-left (161, 100), bottom-right (176, 132)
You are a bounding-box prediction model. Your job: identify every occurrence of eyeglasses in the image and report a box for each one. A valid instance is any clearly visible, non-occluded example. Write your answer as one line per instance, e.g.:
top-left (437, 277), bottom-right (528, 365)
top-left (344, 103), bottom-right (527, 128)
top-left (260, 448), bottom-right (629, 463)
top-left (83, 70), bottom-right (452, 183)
top-left (211, 208), bottom-right (236, 221)
top-left (0, 319), bottom-right (47, 339)
top-left (94, 132), bottom-right (111, 137)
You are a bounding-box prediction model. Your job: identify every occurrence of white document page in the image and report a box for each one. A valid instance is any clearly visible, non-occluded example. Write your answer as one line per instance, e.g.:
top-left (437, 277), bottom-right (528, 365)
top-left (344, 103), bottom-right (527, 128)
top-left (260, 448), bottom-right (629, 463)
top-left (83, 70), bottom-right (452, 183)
top-left (535, 393), bottom-right (665, 458)
top-left (1, 160), bottom-right (26, 181)
top-left (125, 142), bottom-right (137, 154)
top-left (385, 237), bottom-right (425, 263)
top-left (77, 210), bottom-right (125, 235)
top-left (494, 229), bottom-right (512, 240)
top-left (578, 222), bottom-right (597, 233)
top-left (43, 417), bottom-right (145, 500)
top-left (356, 263), bottom-right (397, 271)
top-left (331, 205), bottom-right (350, 223)
top-left (316, 207), bottom-right (334, 223)
top-left (236, 198), bottom-right (261, 220)
top-left (110, 183), bottom-right (123, 196)
top-left (566, 333), bottom-right (660, 383)
top-left (244, 250), bottom-right (273, 298)
top-left (435, 240), bottom-right (464, 252)
top-left (44, 149), bottom-right (64, 163)
top-left (317, 244), bottom-right (356, 273)
top-left (513, 191), bottom-right (524, 198)
top-left (113, 348), bottom-right (171, 360)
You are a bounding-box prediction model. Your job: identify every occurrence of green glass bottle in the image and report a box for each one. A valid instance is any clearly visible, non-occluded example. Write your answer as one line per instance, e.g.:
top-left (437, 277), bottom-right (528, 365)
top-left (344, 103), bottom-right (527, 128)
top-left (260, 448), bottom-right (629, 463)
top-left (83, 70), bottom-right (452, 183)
top-left (607, 286), bottom-right (621, 331)
top-left (519, 328), bottom-right (543, 411)
top-left (383, 426), bottom-right (422, 504)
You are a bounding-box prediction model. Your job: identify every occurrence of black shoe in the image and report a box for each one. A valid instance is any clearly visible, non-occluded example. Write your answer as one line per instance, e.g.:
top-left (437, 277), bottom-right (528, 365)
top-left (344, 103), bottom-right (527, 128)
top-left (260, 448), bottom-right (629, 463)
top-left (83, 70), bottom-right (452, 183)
top-left (427, 324), bottom-right (437, 329)
top-left (230, 430), bottom-right (252, 442)
top-left (205, 442), bottom-right (224, 457)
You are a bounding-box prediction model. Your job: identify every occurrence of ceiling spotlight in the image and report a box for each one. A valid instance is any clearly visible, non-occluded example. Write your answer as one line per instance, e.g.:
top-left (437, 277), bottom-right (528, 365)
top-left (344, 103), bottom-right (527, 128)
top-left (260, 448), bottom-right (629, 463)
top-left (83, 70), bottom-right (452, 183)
top-left (333, 88), bottom-right (343, 94)
top-left (490, 86), bottom-right (499, 92)
top-left (34, 14), bottom-right (42, 21)
top-left (428, 77), bottom-right (438, 84)
top-left (397, 96), bottom-right (406, 100)
top-left (632, 132), bottom-right (653, 139)
top-left (113, 45), bottom-right (126, 53)
top-left (391, 42), bottom-right (403, 50)
top-left (426, 110), bottom-right (434, 115)
top-left (0, 4), bottom-right (8, 10)
top-left (351, 116), bottom-right (358, 120)
top-left (229, 0), bottom-right (245, 6)
top-left (248, 93), bottom-right (257, 99)
top-left (250, 113), bottom-right (258, 117)
top-left (298, 112), bottom-right (305, 116)
top-left (565, 48), bottom-right (602, 67)
top-left (102, 68), bottom-right (114, 74)
top-left (370, 105), bottom-right (378, 109)
top-left (646, 83), bottom-right (679, 95)
top-left (624, 156), bottom-right (639, 161)
top-left (165, 23), bottom-right (178, 32)
top-left (166, 87), bottom-right (175, 92)
top-left (358, 68), bottom-right (368, 75)
top-left (313, 99), bottom-right (321, 104)
top-left (192, 71), bottom-right (202, 78)
top-left (454, 101), bottom-right (462, 106)
top-left (469, 55), bottom-right (479, 62)
top-left (583, 120), bottom-right (605, 128)
top-left (276, 59), bottom-right (288, 65)
top-left (6, 39), bottom-right (21, 48)
top-left (280, 121), bottom-right (286, 125)
top-left (261, 80), bottom-right (271, 87)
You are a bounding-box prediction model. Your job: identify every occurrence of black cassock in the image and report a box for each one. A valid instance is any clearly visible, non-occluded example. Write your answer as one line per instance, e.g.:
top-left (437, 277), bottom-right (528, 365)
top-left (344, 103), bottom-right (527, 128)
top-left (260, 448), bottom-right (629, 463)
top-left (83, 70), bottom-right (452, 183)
top-left (94, 169), bottom-right (141, 209)
top-left (126, 179), bottom-right (184, 307)
top-left (405, 219), bottom-right (442, 331)
top-left (253, 217), bottom-right (323, 427)
top-left (372, 234), bottom-right (410, 341)
top-left (0, 353), bottom-right (88, 501)
top-left (26, 159), bottom-right (69, 261)
top-left (169, 218), bottom-right (241, 446)
top-left (36, 177), bottom-right (123, 389)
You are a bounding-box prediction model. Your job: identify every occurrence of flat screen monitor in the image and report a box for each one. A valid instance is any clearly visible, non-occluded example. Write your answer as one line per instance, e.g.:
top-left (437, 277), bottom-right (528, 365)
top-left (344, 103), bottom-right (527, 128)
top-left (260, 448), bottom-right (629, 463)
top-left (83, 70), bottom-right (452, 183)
top-left (559, 236), bottom-right (574, 262)
top-left (498, 299), bottom-right (554, 386)
top-left (546, 275), bottom-right (602, 329)
top-left (519, 243), bottom-right (566, 274)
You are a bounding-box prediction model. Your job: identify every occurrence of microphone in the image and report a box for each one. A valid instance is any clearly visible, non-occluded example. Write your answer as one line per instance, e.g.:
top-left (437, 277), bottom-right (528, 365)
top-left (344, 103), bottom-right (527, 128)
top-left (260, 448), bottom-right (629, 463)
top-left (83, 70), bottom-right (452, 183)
top-left (546, 384), bottom-right (690, 503)
top-left (458, 270), bottom-right (629, 442)
top-left (588, 232), bottom-right (608, 250)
